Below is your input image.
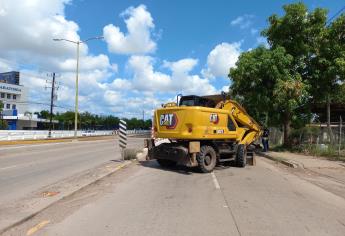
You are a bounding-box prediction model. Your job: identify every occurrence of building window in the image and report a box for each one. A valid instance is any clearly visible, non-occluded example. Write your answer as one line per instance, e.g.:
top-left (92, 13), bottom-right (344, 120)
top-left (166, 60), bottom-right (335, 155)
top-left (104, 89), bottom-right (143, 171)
top-left (13, 95), bottom-right (16, 100)
top-left (12, 104), bottom-right (16, 110)
top-left (1, 93), bottom-right (4, 98)
top-left (7, 94), bottom-right (11, 99)
top-left (6, 104), bottom-right (10, 109)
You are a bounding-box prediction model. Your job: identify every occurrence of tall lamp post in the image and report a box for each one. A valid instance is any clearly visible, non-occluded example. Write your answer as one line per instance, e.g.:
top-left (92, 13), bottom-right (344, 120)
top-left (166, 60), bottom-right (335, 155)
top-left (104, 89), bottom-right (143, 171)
top-left (53, 36), bottom-right (103, 138)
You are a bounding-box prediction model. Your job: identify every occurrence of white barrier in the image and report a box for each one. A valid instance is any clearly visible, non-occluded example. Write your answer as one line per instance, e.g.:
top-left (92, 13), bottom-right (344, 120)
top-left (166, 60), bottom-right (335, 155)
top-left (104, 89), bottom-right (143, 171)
top-left (0, 130), bottom-right (150, 141)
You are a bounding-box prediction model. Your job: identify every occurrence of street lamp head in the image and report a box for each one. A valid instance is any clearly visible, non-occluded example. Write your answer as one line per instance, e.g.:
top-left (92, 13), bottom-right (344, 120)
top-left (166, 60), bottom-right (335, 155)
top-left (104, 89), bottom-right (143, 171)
top-left (83, 36), bottom-right (104, 43)
top-left (53, 38), bottom-right (62, 41)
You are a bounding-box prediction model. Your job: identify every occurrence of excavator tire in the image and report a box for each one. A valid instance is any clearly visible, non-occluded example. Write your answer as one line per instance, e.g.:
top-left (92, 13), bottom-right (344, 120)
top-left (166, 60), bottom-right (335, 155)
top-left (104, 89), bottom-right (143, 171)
top-left (236, 144), bottom-right (246, 168)
top-left (197, 145), bottom-right (217, 173)
top-left (157, 159), bottom-right (177, 168)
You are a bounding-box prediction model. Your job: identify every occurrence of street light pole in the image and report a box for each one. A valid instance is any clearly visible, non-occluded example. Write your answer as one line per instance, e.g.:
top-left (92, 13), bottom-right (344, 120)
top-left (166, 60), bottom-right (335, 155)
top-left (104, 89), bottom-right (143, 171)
top-left (74, 41), bottom-right (80, 138)
top-left (53, 36), bottom-right (103, 139)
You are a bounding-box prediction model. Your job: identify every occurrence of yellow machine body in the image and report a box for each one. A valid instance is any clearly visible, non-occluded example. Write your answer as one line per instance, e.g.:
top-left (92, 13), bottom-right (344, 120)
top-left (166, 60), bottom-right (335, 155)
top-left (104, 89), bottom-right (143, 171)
top-left (154, 96), bottom-right (262, 146)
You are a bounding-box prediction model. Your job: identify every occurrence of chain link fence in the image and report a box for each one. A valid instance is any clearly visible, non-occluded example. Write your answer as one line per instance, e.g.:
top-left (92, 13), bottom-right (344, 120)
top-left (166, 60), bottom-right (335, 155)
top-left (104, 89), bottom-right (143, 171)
top-left (267, 118), bottom-right (344, 157)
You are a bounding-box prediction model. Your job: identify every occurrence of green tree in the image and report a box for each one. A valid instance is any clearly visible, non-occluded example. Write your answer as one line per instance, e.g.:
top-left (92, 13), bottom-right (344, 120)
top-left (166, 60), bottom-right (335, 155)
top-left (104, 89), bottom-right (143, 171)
top-left (230, 46), bottom-right (309, 146)
top-left (55, 111), bottom-right (75, 130)
top-left (309, 14), bottom-right (345, 142)
top-left (38, 110), bottom-right (50, 119)
top-left (43, 110), bottom-right (148, 131)
top-left (229, 3), bottom-right (344, 145)
top-left (262, 3), bottom-right (327, 76)
top-left (261, 2), bottom-right (345, 143)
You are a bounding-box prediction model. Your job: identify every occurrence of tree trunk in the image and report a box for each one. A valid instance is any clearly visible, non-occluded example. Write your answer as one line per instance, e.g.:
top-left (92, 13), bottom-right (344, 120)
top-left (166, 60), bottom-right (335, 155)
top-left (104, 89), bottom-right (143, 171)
top-left (283, 112), bottom-right (291, 147)
top-left (326, 95), bottom-right (334, 144)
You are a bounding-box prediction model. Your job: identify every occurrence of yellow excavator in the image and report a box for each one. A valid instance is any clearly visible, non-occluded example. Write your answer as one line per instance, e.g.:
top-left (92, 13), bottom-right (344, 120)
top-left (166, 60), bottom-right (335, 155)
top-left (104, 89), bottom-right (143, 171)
top-left (146, 93), bottom-right (262, 173)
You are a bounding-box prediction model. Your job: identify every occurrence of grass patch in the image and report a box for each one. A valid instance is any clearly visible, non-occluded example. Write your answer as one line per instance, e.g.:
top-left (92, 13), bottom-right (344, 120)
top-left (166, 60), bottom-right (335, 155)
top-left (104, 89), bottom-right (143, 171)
top-left (273, 144), bottom-right (345, 162)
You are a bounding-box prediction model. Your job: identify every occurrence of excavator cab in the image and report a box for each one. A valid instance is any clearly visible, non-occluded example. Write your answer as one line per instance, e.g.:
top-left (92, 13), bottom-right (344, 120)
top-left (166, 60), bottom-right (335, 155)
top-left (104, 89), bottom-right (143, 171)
top-left (179, 95), bottom-right (216, 108)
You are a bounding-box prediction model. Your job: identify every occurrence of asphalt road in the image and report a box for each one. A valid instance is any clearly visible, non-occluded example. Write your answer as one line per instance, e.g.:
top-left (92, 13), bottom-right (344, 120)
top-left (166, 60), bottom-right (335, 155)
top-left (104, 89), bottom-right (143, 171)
top-left (10, 157), bottom-right (345, 236)
top-left (0, 138), bottom-right (144, 204)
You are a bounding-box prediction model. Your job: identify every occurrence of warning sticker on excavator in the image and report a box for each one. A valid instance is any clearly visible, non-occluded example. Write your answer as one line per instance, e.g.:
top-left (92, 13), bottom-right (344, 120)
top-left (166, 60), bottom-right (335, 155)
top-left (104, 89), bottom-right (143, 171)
top-left (159, 113), bottom-right (178, 129)
top-left (210, 113), bottom-right (219, 124)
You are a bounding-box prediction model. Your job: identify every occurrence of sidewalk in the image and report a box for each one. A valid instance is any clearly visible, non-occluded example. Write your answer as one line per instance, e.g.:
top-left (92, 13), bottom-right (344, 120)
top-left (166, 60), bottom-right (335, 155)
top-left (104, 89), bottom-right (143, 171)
top-left (258, 151), bottom-right (345, 183)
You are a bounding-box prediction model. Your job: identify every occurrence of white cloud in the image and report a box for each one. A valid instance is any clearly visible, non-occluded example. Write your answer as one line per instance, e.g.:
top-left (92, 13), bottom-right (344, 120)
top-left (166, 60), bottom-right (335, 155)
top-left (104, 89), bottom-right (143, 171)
top-left (230, 14), bottom-right (254, 29)
top-left (104, 90), bottom-right (121, 105)
top-left (202, 42), bottom-right (241, 79)
top-left (163, 58), bottom-right (198, 75)
top-left (0, 1), bottom-right (228, 118)
top-left (164, 58), bottom-right (217, 95)
top-left (250, 28), bottom-right (258, 35)
top-left (0, 0), bottom-right (86, 60)
top-left (256, 36), bottom-right (269, 48)
top-left (110, 64), bottom-right (119, 73)
top-left (103, 5), bottom-right (156, 55)
top-left (118, 56), bottom-right (217, 96)
top-left (0, 59), bottom-right (13, 72)
top-left (128, 55), bottom-right (171, 91)
top-left (0, 0), bottom-right (126, 115)
top-left (0, 1), bottom-right (166, 117)
top-left (221, 85), bottom-right (230, 93)
top-left (108, 78), bottom-right (132, 90)
top-left (58, 54), bottom-right (111, 72)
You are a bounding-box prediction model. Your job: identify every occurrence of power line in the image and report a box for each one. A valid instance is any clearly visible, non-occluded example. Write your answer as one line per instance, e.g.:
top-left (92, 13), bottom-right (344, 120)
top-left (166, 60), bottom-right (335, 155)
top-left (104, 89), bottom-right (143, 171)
top-left (0, 57), bottom-right (53, 75)
top-left (14, 101), bottom-right (71, 109)
top-left (0, 58), bottom-right (68, 83)
top-left (327, 5), bottom-right (345, 25)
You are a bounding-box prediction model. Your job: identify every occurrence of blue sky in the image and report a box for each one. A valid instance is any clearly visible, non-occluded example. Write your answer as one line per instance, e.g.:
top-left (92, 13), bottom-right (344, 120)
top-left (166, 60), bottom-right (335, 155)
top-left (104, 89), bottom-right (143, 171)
top-left (0, 0), bottom-right (344, 118)
top-left (66, 0), bottom-right (344, 75)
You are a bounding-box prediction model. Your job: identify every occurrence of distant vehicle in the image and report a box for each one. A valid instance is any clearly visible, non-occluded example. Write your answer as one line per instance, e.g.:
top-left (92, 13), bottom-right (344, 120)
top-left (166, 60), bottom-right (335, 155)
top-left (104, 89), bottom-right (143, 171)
top-left (82, 130), bottom-right (95, 136)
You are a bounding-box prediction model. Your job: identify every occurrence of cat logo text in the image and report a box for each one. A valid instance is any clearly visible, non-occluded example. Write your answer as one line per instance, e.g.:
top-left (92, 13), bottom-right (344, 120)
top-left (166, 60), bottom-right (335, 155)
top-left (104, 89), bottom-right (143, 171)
top-left (159, 113), bottom-right (178, 129)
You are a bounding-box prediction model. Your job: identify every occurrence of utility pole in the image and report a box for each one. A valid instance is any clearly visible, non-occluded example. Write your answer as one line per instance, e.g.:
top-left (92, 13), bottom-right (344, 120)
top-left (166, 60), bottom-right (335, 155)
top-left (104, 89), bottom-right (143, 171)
top-left (74, 41), bottom-right (80, 138)
top-left (53, 36), bottom-right (103, 139)
top-left (339, 116), bottom-right (343, 156)
top-left (46, 73), bottom-right (59, 138)
top-left (49, 73), bottom-right (56, 138)
top-left (142, 110), bottom-right (145, 121)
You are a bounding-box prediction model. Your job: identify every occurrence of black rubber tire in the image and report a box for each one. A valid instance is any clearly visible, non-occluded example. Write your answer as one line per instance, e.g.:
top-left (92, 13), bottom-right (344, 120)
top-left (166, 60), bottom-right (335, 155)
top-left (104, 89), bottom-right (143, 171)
top-left (197, 145), bottom-right (217, 173)
top-left (235, 144), bottom-right (246, 168)
top-left (156, 159), bottom-right (177, 168)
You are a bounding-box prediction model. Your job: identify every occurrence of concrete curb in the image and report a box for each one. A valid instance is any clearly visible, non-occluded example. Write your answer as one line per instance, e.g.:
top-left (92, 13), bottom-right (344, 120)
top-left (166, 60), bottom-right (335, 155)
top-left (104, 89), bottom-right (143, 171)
top-left (256, 151), bottom-right (301, 169)
top-left (0, 160), bottom-right (133, 235)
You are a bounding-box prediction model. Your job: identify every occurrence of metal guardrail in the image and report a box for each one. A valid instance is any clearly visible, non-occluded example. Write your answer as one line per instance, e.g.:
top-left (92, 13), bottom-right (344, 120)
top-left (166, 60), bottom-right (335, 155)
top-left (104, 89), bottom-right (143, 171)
top-left (0, 130), bottom-right (150, 141)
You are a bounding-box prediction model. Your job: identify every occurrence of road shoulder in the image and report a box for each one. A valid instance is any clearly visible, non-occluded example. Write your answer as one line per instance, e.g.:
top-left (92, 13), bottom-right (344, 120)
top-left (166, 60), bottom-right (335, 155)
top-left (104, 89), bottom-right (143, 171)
top-left (0, 160), bottom-right (132, 235)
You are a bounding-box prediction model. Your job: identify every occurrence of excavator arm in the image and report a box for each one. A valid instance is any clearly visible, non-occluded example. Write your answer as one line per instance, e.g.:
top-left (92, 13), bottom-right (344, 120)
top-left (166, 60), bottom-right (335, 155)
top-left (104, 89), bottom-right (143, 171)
top-left (220, 100), bottom-right (262, 145)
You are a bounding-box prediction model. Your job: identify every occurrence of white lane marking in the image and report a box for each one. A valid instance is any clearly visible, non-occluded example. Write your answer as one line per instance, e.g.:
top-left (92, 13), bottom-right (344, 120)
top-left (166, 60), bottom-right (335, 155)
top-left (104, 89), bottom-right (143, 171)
top-left (211, 172), bottom-right (221, 189)
top-left (0, 138), bottom-right (117, 151)
top-left (0, 142), bottom-right (65, 151)
top-left (0, 165), bottom-right (18, 170)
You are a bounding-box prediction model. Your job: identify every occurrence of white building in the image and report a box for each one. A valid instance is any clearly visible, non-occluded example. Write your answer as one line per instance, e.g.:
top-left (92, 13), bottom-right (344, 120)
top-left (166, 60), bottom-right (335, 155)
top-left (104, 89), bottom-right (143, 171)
top-left (0, 71), bottom-right (55, 130)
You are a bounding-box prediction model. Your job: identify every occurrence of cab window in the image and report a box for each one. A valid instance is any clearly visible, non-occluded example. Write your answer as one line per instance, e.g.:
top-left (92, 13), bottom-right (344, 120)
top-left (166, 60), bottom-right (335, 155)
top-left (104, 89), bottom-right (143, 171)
top-left (227, 116), bottom-right (236, 131)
